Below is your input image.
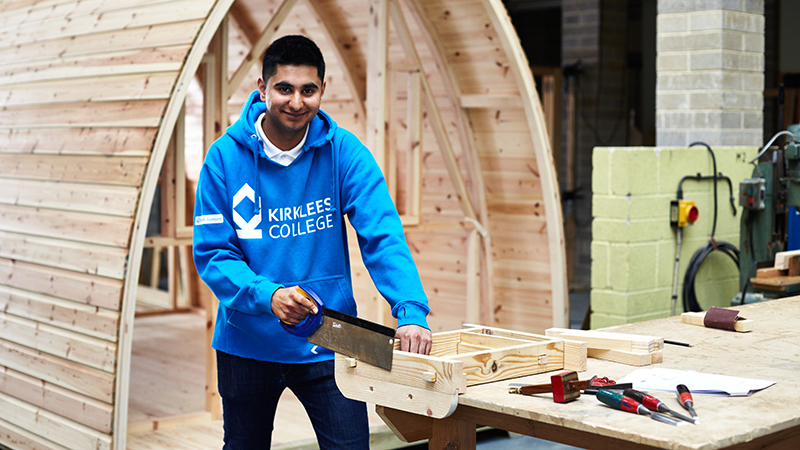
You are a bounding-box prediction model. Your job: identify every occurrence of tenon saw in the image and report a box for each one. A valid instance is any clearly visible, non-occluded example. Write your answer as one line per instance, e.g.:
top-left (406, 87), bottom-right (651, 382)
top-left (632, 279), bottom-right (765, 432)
top-left (280, 284), bottom-right (395, 370)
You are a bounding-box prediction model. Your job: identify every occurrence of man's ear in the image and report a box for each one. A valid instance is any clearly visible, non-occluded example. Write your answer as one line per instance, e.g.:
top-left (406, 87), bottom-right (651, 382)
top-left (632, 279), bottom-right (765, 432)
top-left (257, 77), bottom-right (267, 101)
top-left (320, 80), bottom-right (326, 99)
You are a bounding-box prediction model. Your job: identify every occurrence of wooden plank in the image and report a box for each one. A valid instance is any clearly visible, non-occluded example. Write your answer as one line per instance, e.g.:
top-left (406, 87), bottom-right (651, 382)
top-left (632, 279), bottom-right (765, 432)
top-left (0, 0), bottom-right (214, 48)
top-left (0, 0), bottom-right (170, 31)
top-left (0, 127), bottom-right (156, 156)
top-left (0, 367), bottom-right (112, 433)
top-left (0, 153), bottom-right (149, 185)
top-left (0, 47), bottom-right (187, 87)
top-left (451, 342), bottom-right (558, 385)
top-left (0, 100), bottom-right (167, 128)
top-left (0, 19), bottom-right (205, 66)
top-left (0, 73), bottom-right (178, 107)
top-left (756, 267), bottom-right (785, 278)
top-left (586, 348), bottom-right (654, 366)
top-left (0, 283), bottom-right (119, 340)
top-left (0, 179), bottom-right (138, 217)
top-left (0, 339), bottom-right (114, 403)
top-left (457, 331), bottom-right (540, 350)
top-left (335, 353), bottom-right (461, 419)
top-left (680, 311), bottom-right (755, 332)
top-left (336, 351), bottom-right (466, 395)
top-left (0, 230), bottom-right (128, 280)
top-left (0, 312), bottom-right (117, 372)
top-left (0, 416), bottom-right (72, 450)
top-left (751, 276), bottom-right (800, 291)
top-left (0, 204), bottom-right (134, 248)
top-left (774, 250), bottom-right (800, 270)
top-left (545, 328), bottom-right (663, 353)
top-left (0, 258), bottom-right (122, 311)
top-left (0, 391), bottom-right (111, 450)
top-left (459, 94), bottom-right (523, 109)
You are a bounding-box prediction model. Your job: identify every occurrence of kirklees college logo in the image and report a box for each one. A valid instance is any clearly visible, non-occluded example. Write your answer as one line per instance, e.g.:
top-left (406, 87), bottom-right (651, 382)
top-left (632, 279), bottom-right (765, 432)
top-left (233, 183), bottom-right (262, 239)
top-left (228, 183), bottom-right (335, 240)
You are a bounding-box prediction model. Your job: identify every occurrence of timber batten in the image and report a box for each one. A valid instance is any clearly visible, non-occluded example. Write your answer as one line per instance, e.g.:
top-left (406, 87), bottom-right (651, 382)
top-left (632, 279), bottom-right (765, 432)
top-left (0, 0), bottom-right (565, 449)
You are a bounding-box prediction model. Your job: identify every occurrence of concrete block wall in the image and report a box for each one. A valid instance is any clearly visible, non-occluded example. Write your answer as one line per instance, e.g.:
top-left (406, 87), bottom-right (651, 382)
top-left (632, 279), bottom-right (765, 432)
top-left (656, 0), bottom-right (765, 147)
top-left (591, 145), bottom-right (757, 328)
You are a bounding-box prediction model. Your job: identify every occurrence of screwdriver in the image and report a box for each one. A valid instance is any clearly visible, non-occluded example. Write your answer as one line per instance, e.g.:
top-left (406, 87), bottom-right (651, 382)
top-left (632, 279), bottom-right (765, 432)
top-left (596, 389), bottom-right (687, 426)
top-left (676, 384), bottom-right (700, 424)
top-left (623, 388), bottom-right (696, 424)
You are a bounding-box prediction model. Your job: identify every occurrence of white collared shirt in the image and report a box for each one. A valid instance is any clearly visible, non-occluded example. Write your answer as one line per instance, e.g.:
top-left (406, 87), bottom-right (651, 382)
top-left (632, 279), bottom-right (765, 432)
top-left (255, 112), bottom-right (308, 166)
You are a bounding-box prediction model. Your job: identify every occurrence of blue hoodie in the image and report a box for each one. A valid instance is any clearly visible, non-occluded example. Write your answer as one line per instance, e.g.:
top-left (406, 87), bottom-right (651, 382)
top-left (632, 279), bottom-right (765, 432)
top-left (192, 90), bottom-right (430, 363)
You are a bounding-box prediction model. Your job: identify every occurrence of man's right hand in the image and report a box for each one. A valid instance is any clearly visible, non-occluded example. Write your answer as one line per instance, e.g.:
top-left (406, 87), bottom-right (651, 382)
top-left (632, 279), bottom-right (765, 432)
top-left (271, 286), bottom-right (319, 324)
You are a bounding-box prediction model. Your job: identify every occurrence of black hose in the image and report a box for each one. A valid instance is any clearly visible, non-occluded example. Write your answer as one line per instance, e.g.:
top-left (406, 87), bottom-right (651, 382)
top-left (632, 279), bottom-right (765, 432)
top-left (681, 142), bottom-right (741, 312)
top-left (682, 240), bottom-right (740, 312)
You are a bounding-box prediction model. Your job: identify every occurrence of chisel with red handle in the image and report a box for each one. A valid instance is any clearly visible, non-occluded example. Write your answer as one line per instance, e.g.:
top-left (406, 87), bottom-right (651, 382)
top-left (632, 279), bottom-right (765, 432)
top-left (623, 388), bottom-right (696, 424)
top-left (677, 384), bottom-right (700, 423)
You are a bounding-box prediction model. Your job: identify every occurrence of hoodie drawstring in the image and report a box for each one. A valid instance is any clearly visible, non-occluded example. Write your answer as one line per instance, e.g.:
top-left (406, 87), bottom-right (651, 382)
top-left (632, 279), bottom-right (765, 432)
top-left (253, 135), bottom-right (261, 215)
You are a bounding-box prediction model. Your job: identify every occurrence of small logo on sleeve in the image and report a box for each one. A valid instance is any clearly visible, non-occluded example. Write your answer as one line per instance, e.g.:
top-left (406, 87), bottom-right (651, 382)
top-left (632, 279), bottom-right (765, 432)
top-left (195, 214), bottom-right (224, 226)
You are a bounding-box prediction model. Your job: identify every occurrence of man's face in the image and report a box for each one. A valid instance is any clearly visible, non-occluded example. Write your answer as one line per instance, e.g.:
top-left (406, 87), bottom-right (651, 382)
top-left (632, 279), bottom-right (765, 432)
top-left (258, 64), bottom-right (325, 149)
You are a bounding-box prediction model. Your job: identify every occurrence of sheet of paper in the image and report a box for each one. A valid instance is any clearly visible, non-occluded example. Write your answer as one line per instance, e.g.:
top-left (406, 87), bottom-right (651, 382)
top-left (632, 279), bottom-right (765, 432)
top-left (617, 368), bottom-right (775, 396)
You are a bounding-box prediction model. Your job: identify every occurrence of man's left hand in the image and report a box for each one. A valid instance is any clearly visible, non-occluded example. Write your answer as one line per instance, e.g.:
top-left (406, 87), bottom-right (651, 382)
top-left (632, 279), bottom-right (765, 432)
top-left (395, 325), bottom-right (432, 355)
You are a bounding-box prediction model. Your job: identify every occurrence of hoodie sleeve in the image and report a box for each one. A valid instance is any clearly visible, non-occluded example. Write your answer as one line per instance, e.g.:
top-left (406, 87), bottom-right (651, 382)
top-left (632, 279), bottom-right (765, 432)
top-left (192, 146), bottom-right (282, 316)
top-left (337, 133), bottom-right (430, 330)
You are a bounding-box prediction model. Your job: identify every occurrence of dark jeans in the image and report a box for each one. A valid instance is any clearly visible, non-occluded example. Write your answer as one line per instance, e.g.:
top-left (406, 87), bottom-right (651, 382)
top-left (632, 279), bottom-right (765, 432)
top-left (216, 350), bottom-right (369, 449)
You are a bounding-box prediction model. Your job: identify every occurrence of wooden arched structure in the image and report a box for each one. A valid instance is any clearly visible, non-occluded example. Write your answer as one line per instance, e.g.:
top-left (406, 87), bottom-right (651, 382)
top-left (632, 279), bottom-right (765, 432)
top-left (0, 1), bottom-right (566, 449)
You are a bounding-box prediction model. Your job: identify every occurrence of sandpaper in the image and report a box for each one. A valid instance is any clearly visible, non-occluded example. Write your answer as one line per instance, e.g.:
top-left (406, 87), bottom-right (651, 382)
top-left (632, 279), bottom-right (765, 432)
top-left (703, 307), bottom-right (744, 331)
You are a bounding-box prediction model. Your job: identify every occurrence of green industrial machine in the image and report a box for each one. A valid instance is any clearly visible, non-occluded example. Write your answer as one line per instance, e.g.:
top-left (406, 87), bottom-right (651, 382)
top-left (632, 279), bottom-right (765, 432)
top-left (739, 125), bottom-right (800, 300)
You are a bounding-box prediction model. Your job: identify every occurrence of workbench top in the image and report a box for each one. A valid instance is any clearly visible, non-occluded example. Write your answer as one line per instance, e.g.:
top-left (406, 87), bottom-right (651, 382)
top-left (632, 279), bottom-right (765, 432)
top-left (453, 297), bottom-right (800, 449)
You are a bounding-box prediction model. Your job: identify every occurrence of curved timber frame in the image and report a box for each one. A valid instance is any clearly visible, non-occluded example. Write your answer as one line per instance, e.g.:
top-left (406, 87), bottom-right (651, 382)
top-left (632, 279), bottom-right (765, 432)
top-left (0, 1), bottom-right (566, 449)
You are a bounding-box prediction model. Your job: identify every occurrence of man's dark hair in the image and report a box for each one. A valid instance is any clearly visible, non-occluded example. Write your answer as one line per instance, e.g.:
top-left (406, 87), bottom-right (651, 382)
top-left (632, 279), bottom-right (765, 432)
top-left (262, 35), bottom-right (326, 82)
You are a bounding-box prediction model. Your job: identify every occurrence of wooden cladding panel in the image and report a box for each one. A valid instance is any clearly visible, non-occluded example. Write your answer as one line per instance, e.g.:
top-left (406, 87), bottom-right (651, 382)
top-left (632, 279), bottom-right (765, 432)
top-left (0, 258), bottom-right (122, 311)
top-left (0, 313), bottom-right (116, 372)
top-left (0, 284), bottom-right (120, 341)
top-left (0, 205), bottom-right (134, 248)
top-left (0, 99), bottom-right (167, 128)
top-left (0, 339), bottom-right (114, 404)
top-left (0, 231), bottom-right (128, 280)
top-left (0, 19), bottom-right (205, 66)
top-left (0, 127), bottom-right (157, 156)
top-left (0, 0), bottom-right (214, 48)
top-left (0, 391), bottom-right (111, 450)
top-left (0, 47), bottom-right (188, 87)
top-left (0, 367), bottom-right (112, 434)
top-left (0, 155), bottom-right (148, 186)
top-left (0, 179), bottom-right (138, 217)
top-left (0, 419), bottom-right (72, 450)
top-left (0, 73), bottom-right (178, 107)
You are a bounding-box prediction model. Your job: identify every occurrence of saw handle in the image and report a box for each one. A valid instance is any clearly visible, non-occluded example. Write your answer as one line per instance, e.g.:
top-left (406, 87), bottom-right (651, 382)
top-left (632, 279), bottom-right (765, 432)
top-left (280, 284), bottom-right (325, 337)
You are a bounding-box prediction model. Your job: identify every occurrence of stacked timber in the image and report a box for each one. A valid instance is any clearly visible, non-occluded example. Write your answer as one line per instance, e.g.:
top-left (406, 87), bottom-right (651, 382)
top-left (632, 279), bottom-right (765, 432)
top-left (545, 328), bottom-right (664, 367)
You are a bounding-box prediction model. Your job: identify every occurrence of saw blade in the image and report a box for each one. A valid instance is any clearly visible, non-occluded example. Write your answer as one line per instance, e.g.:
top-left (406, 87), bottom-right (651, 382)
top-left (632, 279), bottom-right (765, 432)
top-left (308, 307), bottom-right (395, 370)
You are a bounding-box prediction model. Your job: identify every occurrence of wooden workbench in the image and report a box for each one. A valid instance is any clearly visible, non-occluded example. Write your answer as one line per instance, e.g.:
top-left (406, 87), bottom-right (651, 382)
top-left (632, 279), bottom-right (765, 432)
top-left (377, 297), bottom-right (800, 450)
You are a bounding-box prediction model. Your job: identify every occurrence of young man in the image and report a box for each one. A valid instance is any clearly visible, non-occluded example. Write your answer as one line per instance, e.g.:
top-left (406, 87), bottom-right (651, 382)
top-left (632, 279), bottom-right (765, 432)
top-left (192, 35), bottom-right (433, 449)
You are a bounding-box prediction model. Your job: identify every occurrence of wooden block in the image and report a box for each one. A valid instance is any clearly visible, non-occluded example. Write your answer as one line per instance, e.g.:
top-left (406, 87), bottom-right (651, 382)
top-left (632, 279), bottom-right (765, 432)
top-left (790, 255), bottom-right (800, 277)
top-left (681, 311), bottom-right (754, 332)
top-left (750, 276), bottom-right (800, 292)
top-left (545, 328), bottom-right (663, 353)
top-left (586, 348), bottom-right (653, 366)
top-left (757, 267), bottom-right (786, 278)
top-left (773, 250), bottom-right (800, 270)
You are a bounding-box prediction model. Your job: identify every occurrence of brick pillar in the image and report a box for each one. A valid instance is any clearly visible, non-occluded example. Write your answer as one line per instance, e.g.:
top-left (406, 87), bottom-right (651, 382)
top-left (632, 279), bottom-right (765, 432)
top-left (656, 0), bottom-right (765, 146)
